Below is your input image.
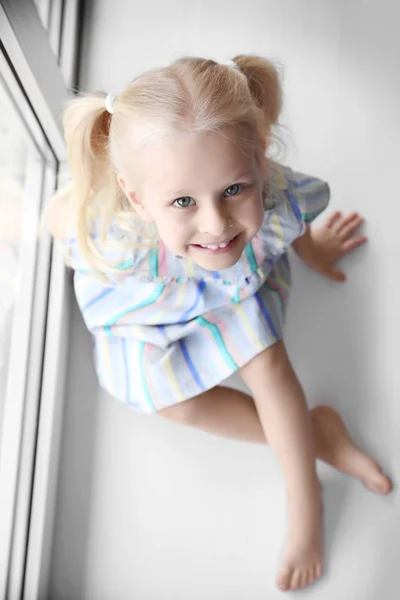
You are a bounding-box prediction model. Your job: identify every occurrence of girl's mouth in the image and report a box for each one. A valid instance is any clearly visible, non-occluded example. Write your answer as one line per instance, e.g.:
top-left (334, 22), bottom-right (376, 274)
top-left (190, 233), bottom-right (240, 254)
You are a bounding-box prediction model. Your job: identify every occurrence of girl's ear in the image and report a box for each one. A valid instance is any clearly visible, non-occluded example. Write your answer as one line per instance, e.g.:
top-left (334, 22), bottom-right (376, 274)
top-left (118, 176), bottom-right (153, 222)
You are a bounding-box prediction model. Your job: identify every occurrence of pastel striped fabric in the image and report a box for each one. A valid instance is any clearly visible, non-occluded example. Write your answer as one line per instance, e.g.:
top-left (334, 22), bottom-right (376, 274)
top-left (65, 162), bottom-right (330, 413)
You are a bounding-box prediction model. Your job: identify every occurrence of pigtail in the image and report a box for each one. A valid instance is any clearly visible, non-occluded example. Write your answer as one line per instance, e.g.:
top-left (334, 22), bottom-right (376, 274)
top-left (62, 93), bottom-right (119, 268)
top-left (226, 55), bottom-right (285, 208)
top-left (43, 92), bottom-right (131, 279)
top-left (232, 55), bottom-right (282, 127)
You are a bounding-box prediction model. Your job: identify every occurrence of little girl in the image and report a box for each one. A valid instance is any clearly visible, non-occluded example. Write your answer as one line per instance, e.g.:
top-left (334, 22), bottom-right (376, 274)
top-left (46, 55), bottom-right (392, 592)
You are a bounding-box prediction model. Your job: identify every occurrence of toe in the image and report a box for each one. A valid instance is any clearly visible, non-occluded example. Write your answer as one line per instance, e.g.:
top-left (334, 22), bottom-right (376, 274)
top-left (305, 568), bottom-right (315, 586)
top-left (276, 568), bottom-right (292, 591)
top-left (315, 563), bottom-right (323, 579)
top-left (376, 473), bottom-right (392, 494)
top-left (290, 569), bottom-right (302, 591)
top-left (365, 467), bottom-right (393, 494)
top-left (300, 570), bottom-right (309, 588)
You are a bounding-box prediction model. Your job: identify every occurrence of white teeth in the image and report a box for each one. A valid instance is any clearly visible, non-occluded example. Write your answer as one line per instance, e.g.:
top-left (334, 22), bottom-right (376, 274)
top-left (200, 239), bottom-right (231, 250)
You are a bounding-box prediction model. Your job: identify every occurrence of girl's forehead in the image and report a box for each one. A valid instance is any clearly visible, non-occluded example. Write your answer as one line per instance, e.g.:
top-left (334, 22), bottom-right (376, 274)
top-left (136, 130), bottom-right (256, 175)
top-left (118, 128), bottom-right (259, 196)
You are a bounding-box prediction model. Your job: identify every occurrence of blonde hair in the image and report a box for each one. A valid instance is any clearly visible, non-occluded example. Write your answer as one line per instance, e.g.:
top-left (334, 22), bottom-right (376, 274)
top-left (43, 54), bottom-right (285, 282)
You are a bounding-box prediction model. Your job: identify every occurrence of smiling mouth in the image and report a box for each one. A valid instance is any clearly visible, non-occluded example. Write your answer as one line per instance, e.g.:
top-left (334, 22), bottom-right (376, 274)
top-left (190, 233), bottom-right (241, 254)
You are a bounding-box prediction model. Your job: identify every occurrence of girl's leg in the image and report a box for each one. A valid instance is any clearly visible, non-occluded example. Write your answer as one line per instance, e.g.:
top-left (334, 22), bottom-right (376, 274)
top-left (159, 386), bottom-right (266, 443)
top-left (158, 385), bottom-right (392, 497)
top-left (239, 341), bottom-right (323, 591)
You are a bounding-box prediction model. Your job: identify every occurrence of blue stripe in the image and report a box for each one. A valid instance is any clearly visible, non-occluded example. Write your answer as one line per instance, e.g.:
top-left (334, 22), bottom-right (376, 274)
top-left (281, 253), bottom-right (290, 266)
top-left (104, 285), bottom-right (165, 326)
top-left (64, 225), bottom-right (114, 245)
top-left (197, 316), bottom-right (237, 370)
top-left (178, 339), bottom-right (205, 390)
top-left (64, 233), bottom-right (99, 244)
top-left (138, 342), bottom-right (155, 412)
top-left (122, 338), bottom-right (130, 402)
top-left (158, 324), bottom-right (172, 348)
top-left (263, 282), bottom-right (284, 314)
top-left (212, 270), bottom-right (220, 279)
top-left (178, 280), bottom-right (206, 323)
top-left (291, 177), bottom-right (316, 188)
top-left (82, 287), bottom-right (114, 313)
top-left (254, 292), bottom-right (279, 339)
top-left (284, 189), bottom-right (302, 223)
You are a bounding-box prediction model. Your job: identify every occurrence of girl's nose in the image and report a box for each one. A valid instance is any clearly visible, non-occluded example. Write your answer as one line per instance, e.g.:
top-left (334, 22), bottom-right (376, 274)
top-left (198, 205), bottom-right (228, 237)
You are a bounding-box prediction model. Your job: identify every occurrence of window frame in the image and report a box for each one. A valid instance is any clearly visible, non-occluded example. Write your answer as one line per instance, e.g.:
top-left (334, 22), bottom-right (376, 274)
top-left (0, 1), bottom-right (81, 598)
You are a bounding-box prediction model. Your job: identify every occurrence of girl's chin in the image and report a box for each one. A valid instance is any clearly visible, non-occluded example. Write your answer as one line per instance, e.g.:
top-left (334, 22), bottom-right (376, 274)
top-left (197, 257), bottom-right (240, 270)
top-left (190, 248), bottom-right (243, 271)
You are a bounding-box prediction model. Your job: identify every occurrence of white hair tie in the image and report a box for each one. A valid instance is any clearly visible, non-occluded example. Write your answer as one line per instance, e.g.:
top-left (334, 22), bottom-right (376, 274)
top-left (223, 59), bottom-right (240, 71)
top-left (105, 93), bottom-right (116, 114)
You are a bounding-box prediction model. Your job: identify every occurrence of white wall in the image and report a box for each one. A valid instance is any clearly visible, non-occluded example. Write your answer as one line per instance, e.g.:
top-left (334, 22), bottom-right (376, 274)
top-left (49, 1), bottom-right (400, 598)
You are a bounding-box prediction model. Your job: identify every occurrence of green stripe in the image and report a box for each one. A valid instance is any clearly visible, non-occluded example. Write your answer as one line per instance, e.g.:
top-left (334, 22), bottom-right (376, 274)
top-left (105, 284), bottom-right (165, 326)
top-left (245, 243), bottom-right (258, 273)
top-left (197, 316), bottom-right (237, 370)
top-left (149, 247), bottom-right (158, 276)
top-left (79, 257), bottom-right (134, 272)
top-left (138, 342), bottom-right (155, 412)
top-left (116, 257), bottom-right (134, 270)
top-left (232, 288), bottom-right (240, 304)
top-left (302, 208), bottom-right (323, 223)
top-left (263, 282), bottom-right (284, 314)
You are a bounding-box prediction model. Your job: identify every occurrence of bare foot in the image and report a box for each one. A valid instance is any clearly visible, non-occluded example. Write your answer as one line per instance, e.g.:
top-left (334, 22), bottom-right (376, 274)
top-left (310, 405), bottom-right (393, 495)
top-left (276, 482), bottom-right (324, 591)
top-left (275, 406), bottom-right (392, 592)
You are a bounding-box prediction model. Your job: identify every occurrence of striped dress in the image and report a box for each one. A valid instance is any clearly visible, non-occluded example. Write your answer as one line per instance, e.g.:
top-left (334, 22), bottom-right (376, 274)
top-left (64, 162), bottom-right (330, 414)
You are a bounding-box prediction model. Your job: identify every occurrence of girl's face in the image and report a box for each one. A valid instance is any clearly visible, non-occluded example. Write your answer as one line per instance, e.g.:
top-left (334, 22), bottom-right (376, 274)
top-left (120, 129), bottom-right (265, 271)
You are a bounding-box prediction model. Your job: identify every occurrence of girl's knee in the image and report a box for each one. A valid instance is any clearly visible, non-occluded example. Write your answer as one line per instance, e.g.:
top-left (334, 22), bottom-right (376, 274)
top-left (158, 400), bottom-right (195, 425)
top-left (241, 340), bottom-right (286, 373)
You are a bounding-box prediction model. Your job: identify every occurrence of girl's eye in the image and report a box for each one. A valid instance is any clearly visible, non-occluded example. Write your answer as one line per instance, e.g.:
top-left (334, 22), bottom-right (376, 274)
top-left (173, 197), bottom-right (195, 208)
top-left (224, 183), bottom-right (243, 197)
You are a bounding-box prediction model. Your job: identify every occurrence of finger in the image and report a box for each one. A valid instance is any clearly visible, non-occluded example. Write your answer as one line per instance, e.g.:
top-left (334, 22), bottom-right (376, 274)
top-left (336, 213), bottom-right (363, 235)
top-left (326, 267), bottom-right (346, 282)
top-left (326, 211), bottom-right (342, 228)
top-left (336, 211), bottom-right (360, 226)
top-left (341, 235), bottom-right (368, 253)
top-left (339, 219), bottom-right (365, 241)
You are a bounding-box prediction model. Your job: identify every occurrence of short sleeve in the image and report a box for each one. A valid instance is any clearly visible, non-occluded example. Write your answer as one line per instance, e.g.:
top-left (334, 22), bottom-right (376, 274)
top-left (60, 213), bottom-right (142, 285)
top-left (276, 163), bottom-right (331, 224)
top-left (252, 162), bottom-right (331, 264)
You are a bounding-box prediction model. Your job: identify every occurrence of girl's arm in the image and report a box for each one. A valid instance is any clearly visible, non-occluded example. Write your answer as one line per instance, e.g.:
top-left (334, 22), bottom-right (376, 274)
top-left (43, 198), bottom-right (69, 241)
top-left (291, 211), bottom-right (367, 282)
top-left (291, 224), bottom-right (314, 262)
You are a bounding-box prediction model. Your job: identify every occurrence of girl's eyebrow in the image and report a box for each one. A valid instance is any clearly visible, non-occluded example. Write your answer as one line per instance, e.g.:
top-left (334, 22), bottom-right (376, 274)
top-left (166, 171), bottom-right (254, 198)
top-left (231, 170), bottom-right (254, 181)
top-left (166, 187), bottom-right (187, 198)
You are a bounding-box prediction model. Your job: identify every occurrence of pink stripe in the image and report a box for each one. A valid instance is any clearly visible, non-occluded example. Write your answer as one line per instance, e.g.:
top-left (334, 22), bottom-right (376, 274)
top-left (238, 286), bottom-right (251, 301)
top-left (116, 285), bottom-right (170, 325)
top-left (203, 311), bottom-right (243, 363)
top-left (266, 274), bottom-right (286, 307)
top-left (251, 235), bottom-right (265, 267)
top-left (144, 343), bottom-right (159, 407)
top-left (158, 240), bottom-right (168, 277)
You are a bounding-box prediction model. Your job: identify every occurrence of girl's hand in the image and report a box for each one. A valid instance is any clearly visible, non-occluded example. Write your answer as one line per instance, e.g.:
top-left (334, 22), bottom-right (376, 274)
top-left (292, 211), bottom-right (368, 282)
